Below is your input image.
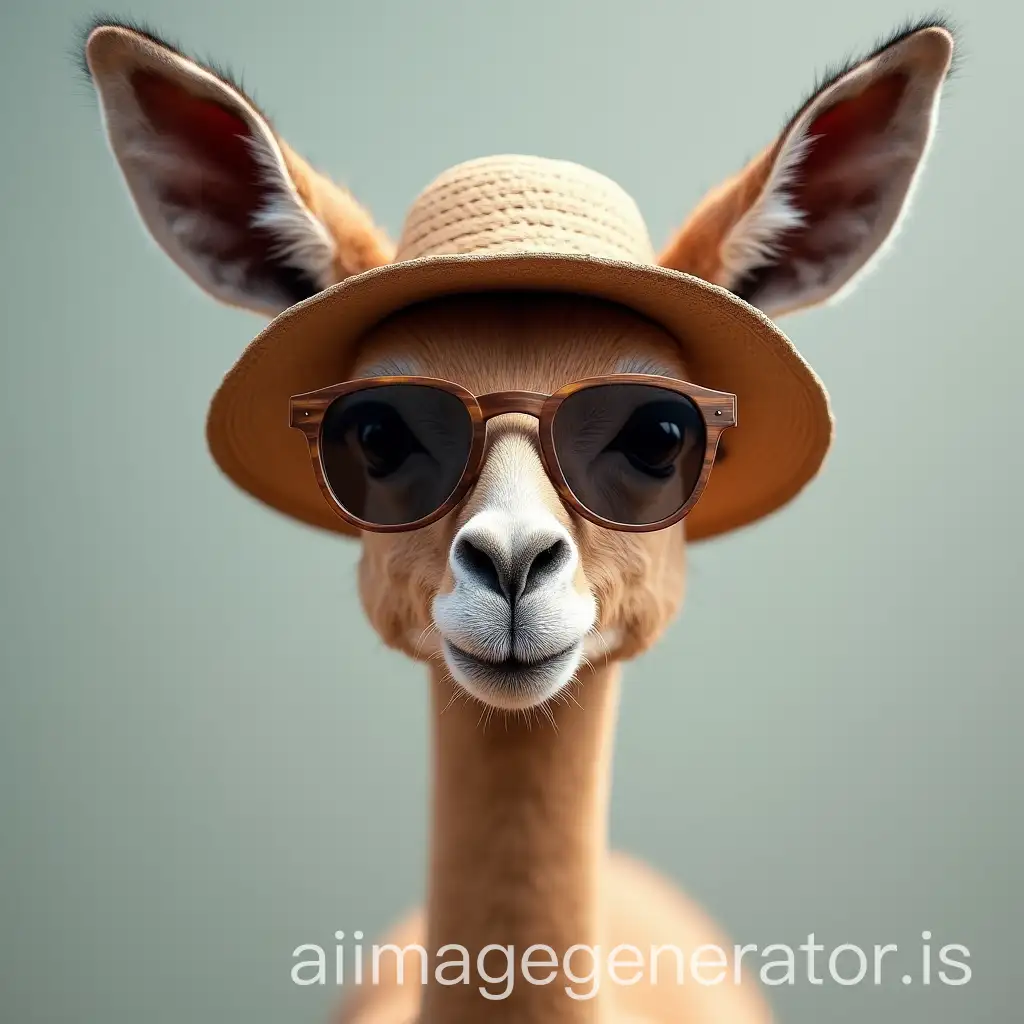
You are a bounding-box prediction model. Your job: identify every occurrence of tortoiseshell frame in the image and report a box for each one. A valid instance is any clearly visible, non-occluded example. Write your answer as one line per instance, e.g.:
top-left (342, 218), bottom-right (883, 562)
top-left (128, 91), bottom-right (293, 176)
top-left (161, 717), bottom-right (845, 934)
top-left (289, 374), bottom-right (737, 534)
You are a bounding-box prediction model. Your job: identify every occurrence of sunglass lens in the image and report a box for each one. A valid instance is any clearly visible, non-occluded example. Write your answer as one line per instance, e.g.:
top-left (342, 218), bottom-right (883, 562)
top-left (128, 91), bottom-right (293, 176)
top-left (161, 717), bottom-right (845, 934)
top-left (551, 383), bottom-right (707, 526)
top-left (319, 385), bottom-right (474, 527)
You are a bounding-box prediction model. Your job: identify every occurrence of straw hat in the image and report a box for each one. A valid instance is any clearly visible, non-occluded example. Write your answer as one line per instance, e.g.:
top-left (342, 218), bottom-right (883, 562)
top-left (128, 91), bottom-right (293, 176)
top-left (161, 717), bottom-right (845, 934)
top-left (206, 154), bottom-right (832, 542)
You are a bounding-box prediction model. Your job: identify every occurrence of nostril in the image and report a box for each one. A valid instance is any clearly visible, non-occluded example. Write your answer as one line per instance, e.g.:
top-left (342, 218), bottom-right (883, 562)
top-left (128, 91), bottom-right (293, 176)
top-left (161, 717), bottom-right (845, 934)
top-left (452, 525), bottom-right (573, 604)
top-left (523, 538), bottom-right (570, 598)
top-left (453, 536), bottom-right (503, 597)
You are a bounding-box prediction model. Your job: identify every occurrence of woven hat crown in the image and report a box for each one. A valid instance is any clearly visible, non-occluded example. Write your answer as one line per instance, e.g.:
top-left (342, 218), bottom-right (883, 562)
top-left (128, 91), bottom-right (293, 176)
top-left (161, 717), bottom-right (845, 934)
top-left (395, 155), bottom-right (656, 264)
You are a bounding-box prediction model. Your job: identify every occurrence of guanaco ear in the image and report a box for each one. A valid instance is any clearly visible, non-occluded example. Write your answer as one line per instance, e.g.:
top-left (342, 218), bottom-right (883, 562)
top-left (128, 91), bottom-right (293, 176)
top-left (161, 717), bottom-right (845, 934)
top-left (659, 22), bottom-right (955, 318)
top-left (83, 22), bottom-right (394, 317)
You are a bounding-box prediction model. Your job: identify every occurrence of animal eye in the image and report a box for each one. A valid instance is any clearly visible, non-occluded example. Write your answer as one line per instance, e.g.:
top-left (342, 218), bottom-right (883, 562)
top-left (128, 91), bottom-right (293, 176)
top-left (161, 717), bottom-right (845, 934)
top-left (347, 402), bottom-right (425, 478)
top-left (606, 402), bottom-right (688, 479)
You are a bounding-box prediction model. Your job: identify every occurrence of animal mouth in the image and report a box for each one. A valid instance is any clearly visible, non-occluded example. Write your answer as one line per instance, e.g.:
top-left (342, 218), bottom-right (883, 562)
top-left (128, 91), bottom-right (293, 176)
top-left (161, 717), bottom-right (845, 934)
top-left (443, 639), bottom-right (580, 677)
top-left (440, 637), bottom-right (585, 709)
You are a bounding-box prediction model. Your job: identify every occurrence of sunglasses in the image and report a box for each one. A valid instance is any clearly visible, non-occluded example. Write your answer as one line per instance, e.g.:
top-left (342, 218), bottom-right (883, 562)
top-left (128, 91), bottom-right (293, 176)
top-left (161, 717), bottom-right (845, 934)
top-left (289, 374), bottom-right (736, 533)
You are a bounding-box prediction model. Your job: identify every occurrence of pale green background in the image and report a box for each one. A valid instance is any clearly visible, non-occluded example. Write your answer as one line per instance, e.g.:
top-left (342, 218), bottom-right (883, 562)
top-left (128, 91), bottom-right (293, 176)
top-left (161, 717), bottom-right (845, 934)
top-left (0, 2), bottom-right (1018, 1022)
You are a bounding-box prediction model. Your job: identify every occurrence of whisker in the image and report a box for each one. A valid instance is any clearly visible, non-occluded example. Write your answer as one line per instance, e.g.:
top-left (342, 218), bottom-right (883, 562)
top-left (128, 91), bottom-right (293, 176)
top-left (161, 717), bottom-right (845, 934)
top-left (413, 622), bottom-right (438, 657)
top-left (564, 676), bottom-right (586, 710)
top-left (586, 627), bottom-right (613, 666)
top-left (539, 700), bottom-right (558, 732)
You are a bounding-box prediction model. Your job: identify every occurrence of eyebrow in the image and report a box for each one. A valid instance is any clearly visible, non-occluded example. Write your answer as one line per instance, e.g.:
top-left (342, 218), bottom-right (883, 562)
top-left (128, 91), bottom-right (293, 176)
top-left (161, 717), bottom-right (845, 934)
top-left (358, 355), bottom-right (675, 378)
top-left (614, 355), bottom-right (675, 376)
top-left (356, 356), bottom-right (421, 377)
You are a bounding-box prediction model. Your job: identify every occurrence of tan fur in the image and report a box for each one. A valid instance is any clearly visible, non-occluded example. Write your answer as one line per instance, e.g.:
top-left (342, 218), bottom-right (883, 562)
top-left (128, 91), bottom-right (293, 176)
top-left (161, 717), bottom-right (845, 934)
top-left (278, 140), bottom-right (396, 278)
top-left (344, 294), bottom-right (768, 1024)
top-left (658, 145), bottom-right (776, 287)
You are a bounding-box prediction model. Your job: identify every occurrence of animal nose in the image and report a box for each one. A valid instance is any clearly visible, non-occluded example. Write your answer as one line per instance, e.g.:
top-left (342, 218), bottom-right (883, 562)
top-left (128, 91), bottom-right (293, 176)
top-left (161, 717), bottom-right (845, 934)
top-left (451, 516), bottom-right (574, 603)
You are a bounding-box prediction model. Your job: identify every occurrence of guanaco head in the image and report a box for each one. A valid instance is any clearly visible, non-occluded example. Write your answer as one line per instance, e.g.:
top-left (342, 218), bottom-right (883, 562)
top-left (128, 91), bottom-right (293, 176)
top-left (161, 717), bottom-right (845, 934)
top-left (83, 20), bottom-right (954, 708)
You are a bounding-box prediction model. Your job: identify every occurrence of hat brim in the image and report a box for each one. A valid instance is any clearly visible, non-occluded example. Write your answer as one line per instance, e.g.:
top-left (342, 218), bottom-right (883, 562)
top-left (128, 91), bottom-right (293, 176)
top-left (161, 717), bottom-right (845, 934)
top-left (206, 252), bottom-right (832, 542)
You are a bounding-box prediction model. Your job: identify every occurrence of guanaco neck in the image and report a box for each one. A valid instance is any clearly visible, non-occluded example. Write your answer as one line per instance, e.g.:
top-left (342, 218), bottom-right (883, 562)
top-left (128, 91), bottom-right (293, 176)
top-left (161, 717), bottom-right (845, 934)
top-left (420, 662), bottom-right (620, 1024)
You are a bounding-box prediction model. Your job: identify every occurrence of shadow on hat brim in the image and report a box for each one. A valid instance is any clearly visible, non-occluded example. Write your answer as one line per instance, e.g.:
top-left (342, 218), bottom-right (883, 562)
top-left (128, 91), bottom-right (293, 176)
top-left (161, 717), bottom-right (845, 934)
top-left (206, 251), bottom-right (833, 543)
